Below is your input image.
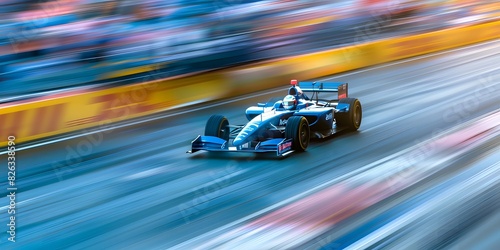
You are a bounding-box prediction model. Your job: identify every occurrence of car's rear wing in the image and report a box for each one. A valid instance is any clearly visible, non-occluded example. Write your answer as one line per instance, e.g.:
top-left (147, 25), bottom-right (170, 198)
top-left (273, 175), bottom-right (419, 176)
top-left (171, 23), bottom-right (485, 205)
top-left (298, 82), bottom-right (348, 100)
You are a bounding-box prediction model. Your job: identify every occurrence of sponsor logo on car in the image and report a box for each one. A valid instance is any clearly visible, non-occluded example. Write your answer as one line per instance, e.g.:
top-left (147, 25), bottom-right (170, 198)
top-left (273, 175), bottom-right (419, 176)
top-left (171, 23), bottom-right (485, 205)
top-left (326, 113), bottom-right (333, 121)
top-left (278, 141), bottom-right (292, 154)
top-left (279, 119), bottom-right (288, 126)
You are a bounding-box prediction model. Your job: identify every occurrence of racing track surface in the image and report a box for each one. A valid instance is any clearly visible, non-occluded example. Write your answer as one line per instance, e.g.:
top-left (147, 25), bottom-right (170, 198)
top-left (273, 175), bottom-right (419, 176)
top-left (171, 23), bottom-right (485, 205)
top-left (1, 40), bottom-right (499, 249)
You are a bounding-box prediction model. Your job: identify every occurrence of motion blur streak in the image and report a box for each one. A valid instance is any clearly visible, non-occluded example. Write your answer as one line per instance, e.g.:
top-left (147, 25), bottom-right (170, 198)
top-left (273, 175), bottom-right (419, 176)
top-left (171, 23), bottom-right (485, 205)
top-left (345, 159), bottom-right (500, 250)
top-left (0, 41), bottom-right (499, 249)
top-left (177, 111), bottom-right (499, 250)
top-left (1, 0), bottom-right (499, 98)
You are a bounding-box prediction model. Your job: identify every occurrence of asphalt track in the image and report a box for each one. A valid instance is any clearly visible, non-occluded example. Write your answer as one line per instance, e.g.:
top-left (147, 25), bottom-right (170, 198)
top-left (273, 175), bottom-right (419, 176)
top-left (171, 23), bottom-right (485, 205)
top-left (0, 40), bottom-right (499, 249)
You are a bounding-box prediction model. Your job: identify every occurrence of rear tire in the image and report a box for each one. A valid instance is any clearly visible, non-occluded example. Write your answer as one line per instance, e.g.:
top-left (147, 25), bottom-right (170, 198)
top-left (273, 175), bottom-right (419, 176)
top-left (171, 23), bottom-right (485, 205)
top-left (336, 98), bottom-right (362, 131)
top-left (285, 116), bottom-right (310, 151)
top-left (205, 115), bottom-right (230, 140)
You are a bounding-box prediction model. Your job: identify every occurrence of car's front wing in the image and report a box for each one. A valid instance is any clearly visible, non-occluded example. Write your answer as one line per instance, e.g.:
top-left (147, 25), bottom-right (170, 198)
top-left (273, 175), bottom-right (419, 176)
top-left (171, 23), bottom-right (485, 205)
top-left (186, 135), bottom-right (294, 157)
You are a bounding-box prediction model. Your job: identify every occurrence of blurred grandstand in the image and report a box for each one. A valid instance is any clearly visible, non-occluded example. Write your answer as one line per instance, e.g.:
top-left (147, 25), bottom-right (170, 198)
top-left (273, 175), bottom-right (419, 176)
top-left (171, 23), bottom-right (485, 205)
top-left (0, 0), bottom-right (498, 100)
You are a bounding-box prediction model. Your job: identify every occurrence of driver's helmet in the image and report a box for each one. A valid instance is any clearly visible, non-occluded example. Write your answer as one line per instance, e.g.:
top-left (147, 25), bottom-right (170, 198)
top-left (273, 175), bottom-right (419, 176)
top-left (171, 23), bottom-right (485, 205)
top-left (283, 95), bottom-right (296, 110)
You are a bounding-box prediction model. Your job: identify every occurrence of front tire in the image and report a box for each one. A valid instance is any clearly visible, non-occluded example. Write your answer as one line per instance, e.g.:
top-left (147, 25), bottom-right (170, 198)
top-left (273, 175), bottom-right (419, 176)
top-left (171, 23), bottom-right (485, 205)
top-left (336, 98), bottom-right (362, 131)
top-left (285, 116), bottom-right (310, 151)
top-left (205, 115), bottom-right (230, 141)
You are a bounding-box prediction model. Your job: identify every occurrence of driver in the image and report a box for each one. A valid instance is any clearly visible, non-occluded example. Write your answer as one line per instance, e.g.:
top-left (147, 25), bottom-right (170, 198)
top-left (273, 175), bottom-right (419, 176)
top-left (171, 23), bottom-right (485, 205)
top-left (283, 95), bottom-right (297, 110)
top-left (282, 79), bottom-right (309, 110)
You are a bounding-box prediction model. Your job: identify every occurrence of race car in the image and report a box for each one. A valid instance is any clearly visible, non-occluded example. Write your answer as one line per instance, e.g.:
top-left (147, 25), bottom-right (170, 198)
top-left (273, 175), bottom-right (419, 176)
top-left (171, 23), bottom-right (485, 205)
top-left (187, 79), bottom-right (362, 156)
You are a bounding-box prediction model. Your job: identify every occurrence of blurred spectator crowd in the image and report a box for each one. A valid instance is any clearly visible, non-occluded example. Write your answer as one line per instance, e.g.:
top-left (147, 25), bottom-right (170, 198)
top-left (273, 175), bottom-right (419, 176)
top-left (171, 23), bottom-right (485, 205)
top-left (0, 0), bottom-right (499, 99)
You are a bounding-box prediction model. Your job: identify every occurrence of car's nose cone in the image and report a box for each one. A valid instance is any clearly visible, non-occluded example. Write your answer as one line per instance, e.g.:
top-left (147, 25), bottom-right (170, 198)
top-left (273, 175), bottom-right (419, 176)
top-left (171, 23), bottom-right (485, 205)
top-left (233, 121), bottom-right (260, 146)
top-left (233, 137), bottom-right (244, 146)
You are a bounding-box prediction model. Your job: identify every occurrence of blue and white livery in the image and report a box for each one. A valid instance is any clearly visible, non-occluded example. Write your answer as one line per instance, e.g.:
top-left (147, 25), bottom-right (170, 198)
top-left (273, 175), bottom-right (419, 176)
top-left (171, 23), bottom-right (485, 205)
top-left (187, 80), bottom-right (362, 157)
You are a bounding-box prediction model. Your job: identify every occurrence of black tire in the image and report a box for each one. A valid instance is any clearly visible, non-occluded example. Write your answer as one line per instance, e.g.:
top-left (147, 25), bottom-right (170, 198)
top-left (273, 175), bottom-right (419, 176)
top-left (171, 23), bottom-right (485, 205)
top-left (336, 98), bottom-right (362, 131)
top-left (285, 116), bottom-right (310, 151)
top-left (205, 115), bottom-right (230, 141)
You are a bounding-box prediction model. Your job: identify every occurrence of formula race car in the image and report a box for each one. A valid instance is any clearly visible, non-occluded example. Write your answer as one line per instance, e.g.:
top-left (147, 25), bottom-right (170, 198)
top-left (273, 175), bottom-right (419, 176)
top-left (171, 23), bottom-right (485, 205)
top-left (187, 80), bottom-right (362, 157)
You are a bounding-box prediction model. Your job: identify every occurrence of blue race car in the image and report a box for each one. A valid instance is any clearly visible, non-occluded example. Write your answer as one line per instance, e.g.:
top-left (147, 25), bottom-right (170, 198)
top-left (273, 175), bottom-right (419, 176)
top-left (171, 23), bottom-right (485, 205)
top-left (187, 80), bottom-right (362, 156)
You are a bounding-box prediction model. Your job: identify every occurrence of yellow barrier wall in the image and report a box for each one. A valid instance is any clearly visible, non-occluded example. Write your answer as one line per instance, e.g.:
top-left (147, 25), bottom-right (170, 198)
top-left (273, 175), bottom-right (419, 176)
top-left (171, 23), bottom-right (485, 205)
top-left (1, 20), bottom-right (499, 146)
top-left (225, 20), bottom-right (500, 94)
top-left (0, 72), bottom-right (230, 146)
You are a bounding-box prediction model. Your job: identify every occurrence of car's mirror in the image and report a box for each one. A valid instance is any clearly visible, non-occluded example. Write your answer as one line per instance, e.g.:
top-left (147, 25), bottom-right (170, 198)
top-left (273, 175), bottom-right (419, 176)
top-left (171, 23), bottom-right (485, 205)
top-left (257, 103), bottom-right (266, 107)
